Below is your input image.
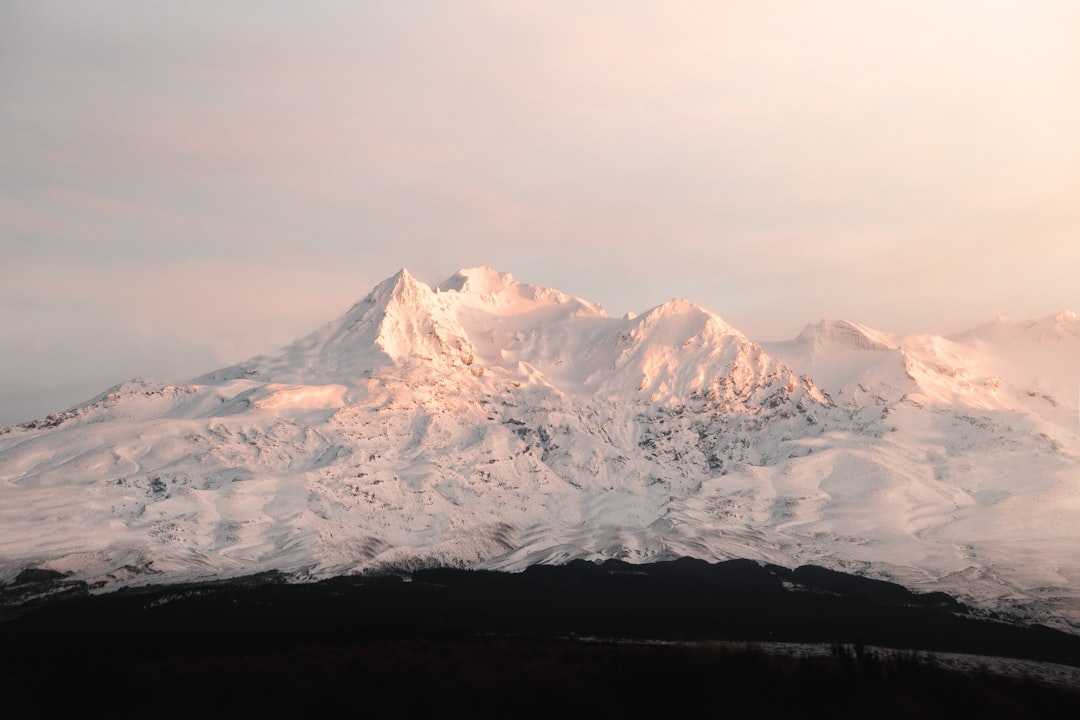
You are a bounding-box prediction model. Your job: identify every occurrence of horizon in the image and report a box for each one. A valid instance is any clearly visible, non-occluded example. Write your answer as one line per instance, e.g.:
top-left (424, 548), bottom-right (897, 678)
top-left (3, 2), bottom-right (1078, 425)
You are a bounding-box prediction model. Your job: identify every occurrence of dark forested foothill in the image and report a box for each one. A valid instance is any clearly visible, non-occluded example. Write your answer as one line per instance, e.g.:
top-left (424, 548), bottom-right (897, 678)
top-left (2, 559), bottom-right (1079, 716)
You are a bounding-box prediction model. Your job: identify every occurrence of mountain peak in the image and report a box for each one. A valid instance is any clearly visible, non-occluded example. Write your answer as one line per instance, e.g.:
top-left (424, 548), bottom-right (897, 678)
top-left (959, 310), bottom-right (1080, 344)
top-left (437, 266), bottom-right (607, 317)
top-left (796, 319), bottom-right (895, 351)
top-left (632, 298), bottom-right (741, 343)
top-left (368, 267), bottom-right (431, 306)
top-left (439, 266), bottom-right (515, 295)
top-left (6, 265), bottom-right (1080, 633)
top-left (648, 297), bottom-right (707, 315)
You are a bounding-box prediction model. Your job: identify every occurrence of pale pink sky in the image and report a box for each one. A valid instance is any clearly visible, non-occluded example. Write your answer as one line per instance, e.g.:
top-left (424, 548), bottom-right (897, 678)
top-left (1, 1), bottom-right (1078, 424)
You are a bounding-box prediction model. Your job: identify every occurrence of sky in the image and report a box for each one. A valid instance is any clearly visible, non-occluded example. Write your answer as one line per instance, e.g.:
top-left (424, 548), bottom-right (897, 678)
top-left (2, 0), bottom-right (1078, 425)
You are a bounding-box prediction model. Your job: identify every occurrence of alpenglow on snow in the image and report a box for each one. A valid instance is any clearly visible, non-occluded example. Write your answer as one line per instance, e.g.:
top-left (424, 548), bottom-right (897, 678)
top-left (2, 267), bottom-right (1079, 629)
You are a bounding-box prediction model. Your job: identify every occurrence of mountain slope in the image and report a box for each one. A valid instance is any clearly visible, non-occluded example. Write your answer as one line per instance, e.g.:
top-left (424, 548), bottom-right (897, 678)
top-left (1, 268), bottom-right (1078, 630)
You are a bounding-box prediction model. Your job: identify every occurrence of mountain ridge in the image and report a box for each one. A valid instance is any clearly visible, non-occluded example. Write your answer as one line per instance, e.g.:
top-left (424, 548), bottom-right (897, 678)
top-left (1, 266), bottom-right (1078, 631)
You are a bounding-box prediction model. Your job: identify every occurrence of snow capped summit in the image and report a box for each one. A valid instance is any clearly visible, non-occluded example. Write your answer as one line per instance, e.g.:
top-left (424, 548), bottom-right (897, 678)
top-left (438, 265), bottom-right (606, 318)
top-left (605, 298), bottom-right (822, 409)
top-left (365, 269), bottom-right (475, 368)
top-left (201, 266), bottom-right (474, 384)
top-left (949, 311), bottom-right (1080, 428)
top-left (633, 297), bottom-right (741, 339)
top-left (767, 317), bottom-right (1025, 411)
top-left (2, 267), bottom-right (1079, 631)
top-left (796, 319), bottom-right (896, 352)
top-left (438, 265), bottom-right (518, 295)
top-left (959, 309), bottom-right (1080, 344)
top-left (370, 267), bottom-right (425, 303)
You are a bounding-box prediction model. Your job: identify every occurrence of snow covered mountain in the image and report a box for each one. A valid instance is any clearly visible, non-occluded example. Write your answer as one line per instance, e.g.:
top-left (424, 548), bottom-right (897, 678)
top-left (2, 267), bottom-right (1079, 629)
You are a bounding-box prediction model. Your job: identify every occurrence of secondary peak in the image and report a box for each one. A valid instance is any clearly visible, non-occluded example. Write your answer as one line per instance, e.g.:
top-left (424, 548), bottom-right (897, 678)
top-left (438, 266), bottom-right (516, 294)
